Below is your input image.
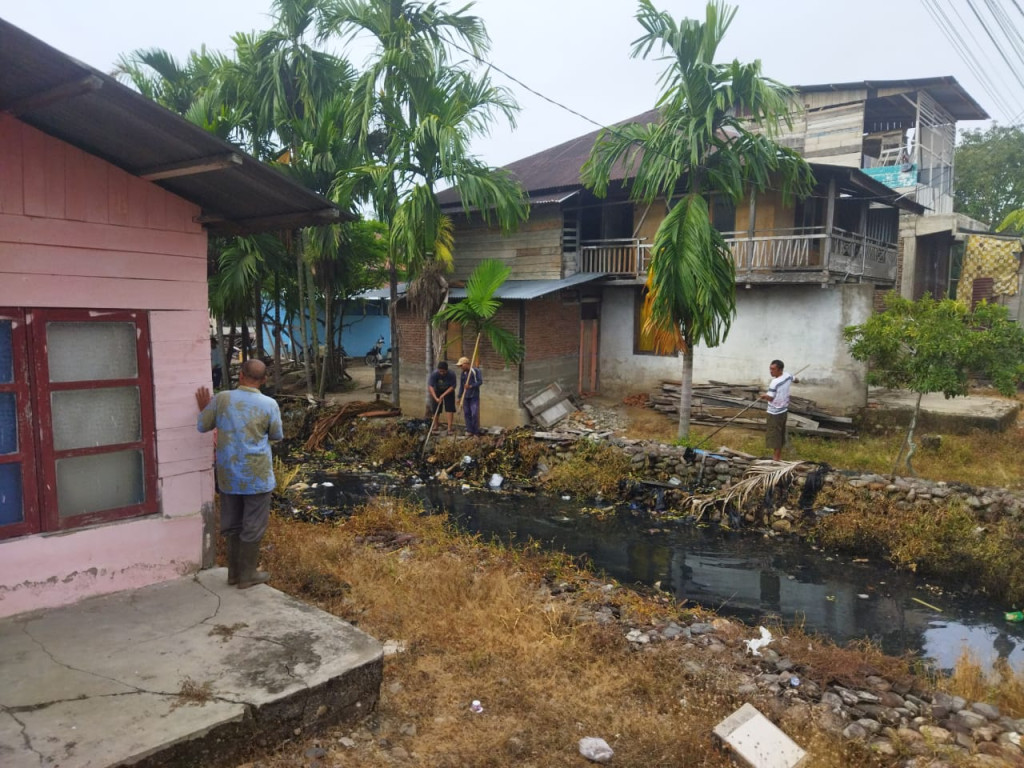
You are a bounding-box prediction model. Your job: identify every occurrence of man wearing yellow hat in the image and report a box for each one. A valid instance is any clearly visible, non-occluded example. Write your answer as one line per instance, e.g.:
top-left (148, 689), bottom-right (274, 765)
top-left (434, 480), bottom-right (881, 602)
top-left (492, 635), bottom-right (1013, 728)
top-left (457, 356), bottom-right (483, 436)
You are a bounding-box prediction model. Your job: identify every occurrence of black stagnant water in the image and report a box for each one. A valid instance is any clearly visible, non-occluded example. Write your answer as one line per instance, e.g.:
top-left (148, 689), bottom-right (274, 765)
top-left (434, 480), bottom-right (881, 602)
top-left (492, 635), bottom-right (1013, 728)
top-left (306, 473), bottom-right (1024, 673)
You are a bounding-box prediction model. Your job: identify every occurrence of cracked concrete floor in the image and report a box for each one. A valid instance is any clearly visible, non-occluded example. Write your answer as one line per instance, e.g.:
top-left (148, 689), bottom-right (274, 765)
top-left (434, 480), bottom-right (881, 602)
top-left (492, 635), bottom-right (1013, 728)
top-left (0, 570), bottom-right (383, 768)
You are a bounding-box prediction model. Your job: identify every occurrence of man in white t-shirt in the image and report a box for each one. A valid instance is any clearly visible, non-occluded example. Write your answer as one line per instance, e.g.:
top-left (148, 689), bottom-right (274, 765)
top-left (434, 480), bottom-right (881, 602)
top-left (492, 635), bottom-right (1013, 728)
top-left (758, 359), bottom-right (793, 461)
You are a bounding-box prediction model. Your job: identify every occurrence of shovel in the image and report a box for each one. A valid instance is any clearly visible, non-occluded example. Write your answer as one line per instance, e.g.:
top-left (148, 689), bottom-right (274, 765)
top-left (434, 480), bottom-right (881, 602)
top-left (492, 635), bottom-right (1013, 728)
top-left (421, 398), bottom-right (446, 456)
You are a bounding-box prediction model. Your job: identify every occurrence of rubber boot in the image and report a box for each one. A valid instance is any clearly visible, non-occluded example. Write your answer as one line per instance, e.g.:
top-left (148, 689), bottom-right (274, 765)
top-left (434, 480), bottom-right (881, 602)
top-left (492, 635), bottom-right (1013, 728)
top-left (226, 534), bottom-right (240, 586)
top-left (237, 540), bottom-right (270, 589)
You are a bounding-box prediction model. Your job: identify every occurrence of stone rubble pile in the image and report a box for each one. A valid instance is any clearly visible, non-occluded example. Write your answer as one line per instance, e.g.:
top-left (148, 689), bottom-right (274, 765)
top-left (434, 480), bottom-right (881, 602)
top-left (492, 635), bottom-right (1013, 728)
top-left (568, 578), bottom-right (1024, 766)
top-left (600, 437), bottom-right (1024, 521)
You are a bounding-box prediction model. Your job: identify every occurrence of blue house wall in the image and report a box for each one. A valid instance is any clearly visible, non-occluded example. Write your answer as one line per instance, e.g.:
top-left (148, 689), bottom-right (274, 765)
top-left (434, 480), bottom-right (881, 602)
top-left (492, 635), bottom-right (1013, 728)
top-left (261, 299), bottom-right (390, 359)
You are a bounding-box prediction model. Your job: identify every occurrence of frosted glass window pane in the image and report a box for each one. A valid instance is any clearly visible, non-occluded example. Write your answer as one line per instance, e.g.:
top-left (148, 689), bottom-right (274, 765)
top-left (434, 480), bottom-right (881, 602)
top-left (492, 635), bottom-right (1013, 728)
top-left (0, 393), bottom-right (16, 454)
top-left (51, 387), bottom-right (140, 451)
top-left (56, 450), bottom-right (144, 517)
top-left (0, 320), bottom-right (11, 383)
top-left (47, 322), bottom-right (138, 382)
top-left (0, 463), bottom-right (23, 525)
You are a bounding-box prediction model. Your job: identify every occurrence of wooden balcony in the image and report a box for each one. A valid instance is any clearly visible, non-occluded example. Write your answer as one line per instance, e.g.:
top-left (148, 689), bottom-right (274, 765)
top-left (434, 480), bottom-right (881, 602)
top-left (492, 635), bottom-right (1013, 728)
top-left (577, 228), bottom-right (897, 284)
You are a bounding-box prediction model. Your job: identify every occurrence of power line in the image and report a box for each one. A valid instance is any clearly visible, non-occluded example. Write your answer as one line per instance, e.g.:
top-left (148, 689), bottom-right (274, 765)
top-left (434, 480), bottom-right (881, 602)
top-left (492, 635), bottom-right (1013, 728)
top-left (966, 0), bottom-right (1024, 94)
top-left (921, 0), bottom-right (1019, 121)
top-left (938, 0), bottom-right (1024, 118)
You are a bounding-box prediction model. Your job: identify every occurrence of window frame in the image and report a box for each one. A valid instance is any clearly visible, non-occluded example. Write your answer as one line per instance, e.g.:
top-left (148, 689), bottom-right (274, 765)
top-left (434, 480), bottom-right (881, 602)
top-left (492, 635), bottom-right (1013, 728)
top-left (0, 308), bottom-right (158, 540)
top-left (0, 309), bottom-right (40, 539)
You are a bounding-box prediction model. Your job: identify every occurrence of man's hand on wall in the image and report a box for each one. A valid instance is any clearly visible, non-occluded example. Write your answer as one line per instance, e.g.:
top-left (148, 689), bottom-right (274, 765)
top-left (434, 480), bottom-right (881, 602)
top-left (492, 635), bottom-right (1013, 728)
top-left (195, 386), bottom-right (212, 412)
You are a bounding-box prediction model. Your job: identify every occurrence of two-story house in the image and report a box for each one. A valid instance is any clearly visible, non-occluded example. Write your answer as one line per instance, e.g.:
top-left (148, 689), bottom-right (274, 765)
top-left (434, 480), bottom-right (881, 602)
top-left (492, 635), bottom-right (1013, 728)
top-left (766, 77), bottom-right (993, 301)
top-left (393, 77), bottom-right (991, 428)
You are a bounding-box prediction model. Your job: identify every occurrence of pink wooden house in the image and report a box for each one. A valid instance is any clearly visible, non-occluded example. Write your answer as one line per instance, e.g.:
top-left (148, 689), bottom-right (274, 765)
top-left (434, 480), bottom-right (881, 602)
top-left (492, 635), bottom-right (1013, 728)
top-left (0, 21), bottom-right (347, 618)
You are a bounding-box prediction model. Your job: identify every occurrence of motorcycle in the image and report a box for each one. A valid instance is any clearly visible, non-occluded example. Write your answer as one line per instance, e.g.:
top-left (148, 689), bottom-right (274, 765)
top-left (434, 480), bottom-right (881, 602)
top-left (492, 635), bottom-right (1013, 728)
top-left (365, 336), bottom-right (388, 366)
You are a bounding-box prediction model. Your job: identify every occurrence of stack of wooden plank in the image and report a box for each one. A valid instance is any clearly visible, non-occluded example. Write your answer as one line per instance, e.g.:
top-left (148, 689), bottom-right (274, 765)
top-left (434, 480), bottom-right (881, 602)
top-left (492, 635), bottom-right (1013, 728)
top-left (649, 380), bottom-right (855, 437)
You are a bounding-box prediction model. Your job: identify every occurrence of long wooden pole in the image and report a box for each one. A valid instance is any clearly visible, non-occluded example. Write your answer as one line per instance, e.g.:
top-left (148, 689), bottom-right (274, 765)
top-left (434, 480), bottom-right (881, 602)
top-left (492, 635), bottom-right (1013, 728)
top-left (694, 364), bottom-right (809, 448)
top-left (456, 332), bottom-right (483, 413)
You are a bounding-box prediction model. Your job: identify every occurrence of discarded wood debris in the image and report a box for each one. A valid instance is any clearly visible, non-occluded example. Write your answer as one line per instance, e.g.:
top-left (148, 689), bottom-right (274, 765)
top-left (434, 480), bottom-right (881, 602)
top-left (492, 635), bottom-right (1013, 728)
top-left (305, 401), bottom-right (399, 451)
top-left (649, 381), bottom-right (856, 437)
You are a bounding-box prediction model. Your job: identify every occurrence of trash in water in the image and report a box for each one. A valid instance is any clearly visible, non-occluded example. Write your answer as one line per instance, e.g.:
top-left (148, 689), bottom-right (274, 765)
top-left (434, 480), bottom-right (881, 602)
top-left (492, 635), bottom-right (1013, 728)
top-left (1006, 610), bottom-right (1024, 623)
top-left (469, 700), bottom-right (483, 713)
top-left (461, 455), bottom-right (473, 465)
top-left (488, 473), bottom-right (503, 489)
top-left (745, 626), bottom-right (773, 656)
top-left (667, 476), bottom-right (682, 487)
top-left (578, 737), bottom-right (614, 763)
top-left (321, 481), bottom-right (334, 487)
top-left (561, 495), bottom-right (571, 501)
top-left (857, 594), bottom-right (869, 599)
top-left (789, 676), bottom-right (800, 687)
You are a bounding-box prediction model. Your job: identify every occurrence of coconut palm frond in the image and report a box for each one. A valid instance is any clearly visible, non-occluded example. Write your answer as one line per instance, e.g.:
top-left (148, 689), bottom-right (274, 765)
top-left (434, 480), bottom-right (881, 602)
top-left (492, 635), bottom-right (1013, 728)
top-left (685, 494), bottom-right (722, 521)
top-left (685, 459), bottom-right (804, 522)
top-left (719, 460), bottom-right (804, 510)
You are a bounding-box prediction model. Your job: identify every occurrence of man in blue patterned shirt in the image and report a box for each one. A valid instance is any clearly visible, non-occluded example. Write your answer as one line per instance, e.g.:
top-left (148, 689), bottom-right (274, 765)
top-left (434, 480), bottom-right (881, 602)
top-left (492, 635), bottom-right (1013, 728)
top-left (196, 359), bottom-right (283, 589)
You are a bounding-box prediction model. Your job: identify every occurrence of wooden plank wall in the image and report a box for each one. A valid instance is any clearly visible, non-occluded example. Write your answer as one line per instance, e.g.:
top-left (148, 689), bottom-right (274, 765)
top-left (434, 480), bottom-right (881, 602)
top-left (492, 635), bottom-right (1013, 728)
top-left (756, 89), bottom-right (868, 167)
top-left (452, 206), bottom-right (563, 281)
top-left (0, 115), bottom-right (212, 519)
top-left (801, 103), bottom-right (865, 165)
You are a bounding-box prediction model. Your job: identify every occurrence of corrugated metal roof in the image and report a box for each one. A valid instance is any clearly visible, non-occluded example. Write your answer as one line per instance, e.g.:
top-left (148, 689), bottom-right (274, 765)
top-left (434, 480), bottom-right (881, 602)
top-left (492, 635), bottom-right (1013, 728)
top-left (439, 188), bottom-right (579, 212)
top-left (448, 272), bottom-right (607, 301)
top-left (795, 77), bottom-right (989, 121)
top-left (808, 163), bottom-right (926, 214)
top-left (352, 283), bottom-right (407, 300)
top-left (436, 111), bottom-right (659, 206)
top-left (0, 19), bottom-right (353, 235)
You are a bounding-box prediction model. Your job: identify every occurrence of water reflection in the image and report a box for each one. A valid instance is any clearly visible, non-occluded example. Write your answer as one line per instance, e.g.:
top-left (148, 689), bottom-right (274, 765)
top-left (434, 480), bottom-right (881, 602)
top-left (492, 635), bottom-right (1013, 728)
top-left (312, 476), bottom-right (1024, 672)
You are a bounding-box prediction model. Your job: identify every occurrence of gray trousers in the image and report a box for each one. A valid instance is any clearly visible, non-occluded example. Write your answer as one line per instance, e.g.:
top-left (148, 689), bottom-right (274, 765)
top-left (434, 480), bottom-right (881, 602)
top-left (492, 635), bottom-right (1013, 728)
top-left (219, 492), bottom-right (271, 543)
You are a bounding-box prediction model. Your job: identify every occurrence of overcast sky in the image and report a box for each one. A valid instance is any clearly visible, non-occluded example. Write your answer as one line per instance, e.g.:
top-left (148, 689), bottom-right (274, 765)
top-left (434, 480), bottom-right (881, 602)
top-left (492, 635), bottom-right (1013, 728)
top-left (3, 0), bottom-right (1017, 167)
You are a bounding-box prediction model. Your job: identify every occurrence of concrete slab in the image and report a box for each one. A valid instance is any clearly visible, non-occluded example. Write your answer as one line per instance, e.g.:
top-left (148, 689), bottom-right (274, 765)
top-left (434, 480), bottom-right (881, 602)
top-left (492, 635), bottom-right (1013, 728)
top-left (714, 703), bottom-right (807, 767)
top-left (863, 389), bottom-right (1021, 434)
top-left (0, 570), bottom-right (383, 768)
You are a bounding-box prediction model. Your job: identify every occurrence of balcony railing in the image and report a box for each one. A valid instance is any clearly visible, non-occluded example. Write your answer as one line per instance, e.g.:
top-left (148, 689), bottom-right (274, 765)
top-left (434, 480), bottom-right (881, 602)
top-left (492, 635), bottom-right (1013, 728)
top-left (578, 239), bottom-right (651, 276)
top-left (577, 228), bottom-right (897, 283)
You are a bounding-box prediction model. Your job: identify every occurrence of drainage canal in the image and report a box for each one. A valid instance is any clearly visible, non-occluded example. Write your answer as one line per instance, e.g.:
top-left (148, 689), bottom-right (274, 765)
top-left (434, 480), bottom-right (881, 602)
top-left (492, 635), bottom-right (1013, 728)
top-left (306, 473), bottom-right (1024, 673)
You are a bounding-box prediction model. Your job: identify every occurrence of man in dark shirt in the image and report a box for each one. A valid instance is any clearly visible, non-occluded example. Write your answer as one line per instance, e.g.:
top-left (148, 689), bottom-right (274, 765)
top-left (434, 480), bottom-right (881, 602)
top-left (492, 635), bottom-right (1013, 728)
top-left (428, 360), bottom-right (457, 434)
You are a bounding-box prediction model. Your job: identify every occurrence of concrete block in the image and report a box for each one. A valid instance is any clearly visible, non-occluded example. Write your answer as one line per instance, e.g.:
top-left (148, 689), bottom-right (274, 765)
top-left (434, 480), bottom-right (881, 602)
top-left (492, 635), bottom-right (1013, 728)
top-left (713, 703), bottom-right (807, 768)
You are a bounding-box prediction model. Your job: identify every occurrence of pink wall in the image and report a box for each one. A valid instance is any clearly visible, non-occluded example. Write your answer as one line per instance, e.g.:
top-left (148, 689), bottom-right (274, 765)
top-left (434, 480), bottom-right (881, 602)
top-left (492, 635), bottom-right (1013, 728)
top-left (0, 115), bottom-right (215, 618)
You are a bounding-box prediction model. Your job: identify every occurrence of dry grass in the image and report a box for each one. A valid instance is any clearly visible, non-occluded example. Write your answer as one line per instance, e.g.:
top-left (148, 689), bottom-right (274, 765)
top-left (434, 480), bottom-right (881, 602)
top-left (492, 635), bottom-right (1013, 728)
top-left (813, 486), bottom-right (1024, 604)
top-left (251, 498), bottom-right (877, 767)
top-left (273, 456), bottom-right (302, 494)
top-left (627, 395), bottom-right (1024, 489)
top-left (940, 649), bottom-right (1024, 718)
top-left (539, 440), bottom-right (634, 498)
top-left (171, 677), bottom-right (214, 710)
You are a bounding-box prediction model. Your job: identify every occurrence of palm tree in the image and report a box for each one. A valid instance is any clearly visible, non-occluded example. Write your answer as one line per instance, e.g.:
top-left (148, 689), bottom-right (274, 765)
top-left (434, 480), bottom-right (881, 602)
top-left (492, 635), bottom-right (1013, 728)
top-left (221, 0), bottom-right (359, 394)
top-left (320, 0), bottom-right (527, 407)
top-left (581, 0), bottom-right (813, 439)
top-left (433, 258), bottom-right (524, 399)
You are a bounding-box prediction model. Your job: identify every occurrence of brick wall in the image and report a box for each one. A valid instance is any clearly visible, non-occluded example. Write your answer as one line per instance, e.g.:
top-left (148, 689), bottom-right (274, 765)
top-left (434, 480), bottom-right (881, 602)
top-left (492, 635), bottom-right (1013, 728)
top-left (524, 295), bottom-right (579, 361)
top-left (395, 301), bottom-right (526, 426)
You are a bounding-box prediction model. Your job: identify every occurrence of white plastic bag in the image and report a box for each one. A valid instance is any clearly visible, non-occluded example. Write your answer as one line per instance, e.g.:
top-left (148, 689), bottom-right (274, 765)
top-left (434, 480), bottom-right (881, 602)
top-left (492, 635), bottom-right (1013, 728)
top-left (745, 626), bottom-right (773, 656)
top-left (579, 737), bottom-right (614, 763)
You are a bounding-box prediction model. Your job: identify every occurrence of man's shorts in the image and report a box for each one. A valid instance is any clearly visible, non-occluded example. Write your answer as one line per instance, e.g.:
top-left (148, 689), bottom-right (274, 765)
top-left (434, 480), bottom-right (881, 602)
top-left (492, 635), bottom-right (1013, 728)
top-left (766, 411), bottom-right (788, 451)
top-left (440, 392), bottom-right (456, 412)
